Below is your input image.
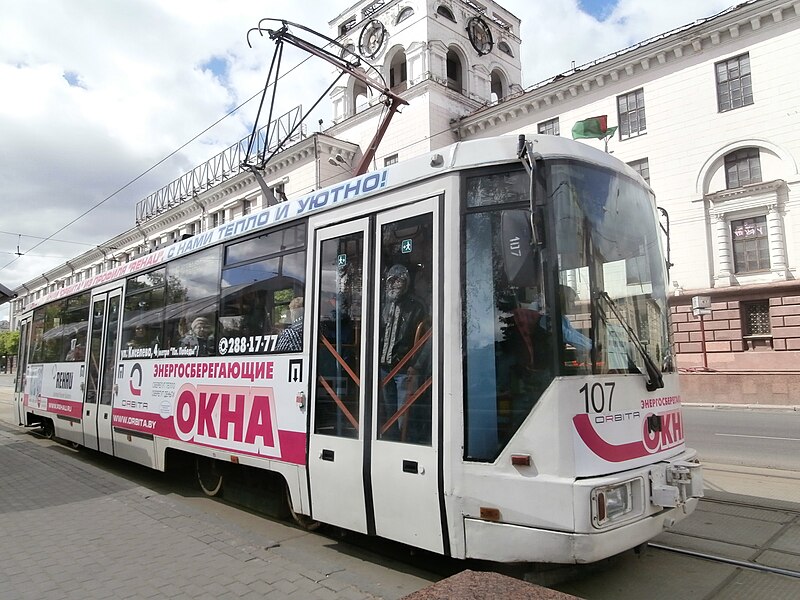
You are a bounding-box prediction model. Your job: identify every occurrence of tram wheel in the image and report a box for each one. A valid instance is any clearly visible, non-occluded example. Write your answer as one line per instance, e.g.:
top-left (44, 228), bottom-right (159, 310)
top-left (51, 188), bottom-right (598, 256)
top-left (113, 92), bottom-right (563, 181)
top-left (286, 485), bottom-right (321, 531)
top-left (196, 456), bottom-right (224, 497)
top-left (42, 420), bottom-right (55, 440)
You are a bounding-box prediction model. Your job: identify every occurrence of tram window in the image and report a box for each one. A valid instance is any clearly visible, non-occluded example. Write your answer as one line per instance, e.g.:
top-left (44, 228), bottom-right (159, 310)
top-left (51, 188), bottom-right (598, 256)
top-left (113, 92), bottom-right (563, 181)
top-left (466, 170), bottom-right (528, 208)
top-left (30, 307), bottom-right (47, 363)
top-left (29, 293), bottom-right (91, 364)
top-left (122, 268), bottom-right (166, 354)
top-left (377, 213), bottom-right (433, 445)
top-left (63, 293), bottom-right (91, 361)
top-left (550, 161), bottom-right (672, 377)
top-left (463, 172), bottom-right (554, 462)
top-left (220, 225), bottom-right (306, 353)
top-left (164, 247), bottom-right (221, 356)
top-left (225, 223), bottom-right (305, 265)
top-left (314, 233), bottom-right (362, 439)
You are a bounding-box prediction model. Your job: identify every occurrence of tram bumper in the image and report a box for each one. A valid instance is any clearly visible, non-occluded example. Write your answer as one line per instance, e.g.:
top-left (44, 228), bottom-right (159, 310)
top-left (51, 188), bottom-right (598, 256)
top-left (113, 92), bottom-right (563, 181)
top-left (463, 495), bottom-right (700, 564)
top-left (463, 453), bottom-right (704, 564)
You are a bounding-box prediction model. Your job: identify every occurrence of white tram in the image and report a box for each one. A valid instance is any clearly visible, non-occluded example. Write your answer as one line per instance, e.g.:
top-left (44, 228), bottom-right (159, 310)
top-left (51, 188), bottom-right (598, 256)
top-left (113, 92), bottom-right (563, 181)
top-left (13, 134), bottom-right (703, 563)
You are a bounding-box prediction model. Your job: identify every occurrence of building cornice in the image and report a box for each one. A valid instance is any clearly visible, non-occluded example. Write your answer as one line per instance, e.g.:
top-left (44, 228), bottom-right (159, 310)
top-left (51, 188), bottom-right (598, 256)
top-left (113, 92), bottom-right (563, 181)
top-left (456, 0), bottom-right (798, 137)
top-left (706, 179), bottom-right (786, 206)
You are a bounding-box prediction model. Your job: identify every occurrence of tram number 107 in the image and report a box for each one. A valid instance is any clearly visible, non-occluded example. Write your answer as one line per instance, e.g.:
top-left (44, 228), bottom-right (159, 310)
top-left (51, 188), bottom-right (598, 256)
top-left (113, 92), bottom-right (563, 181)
top-left (580, 382), bottom-right (616, 413)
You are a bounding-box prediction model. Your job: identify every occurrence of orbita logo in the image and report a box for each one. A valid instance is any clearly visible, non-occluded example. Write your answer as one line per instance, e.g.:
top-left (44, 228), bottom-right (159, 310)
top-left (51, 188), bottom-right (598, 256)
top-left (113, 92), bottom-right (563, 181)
top-left (173, 383), bottom-right (280, 456)
top-left (573, 409), bottom-right (686, 464)
top-left (642, 409), bottom-right (684, 454)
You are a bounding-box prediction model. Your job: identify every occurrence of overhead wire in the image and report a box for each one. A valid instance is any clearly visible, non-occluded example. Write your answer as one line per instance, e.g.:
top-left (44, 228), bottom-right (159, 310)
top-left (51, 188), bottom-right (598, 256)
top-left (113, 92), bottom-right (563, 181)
top-left (0, 48), bottom-right (317, 277)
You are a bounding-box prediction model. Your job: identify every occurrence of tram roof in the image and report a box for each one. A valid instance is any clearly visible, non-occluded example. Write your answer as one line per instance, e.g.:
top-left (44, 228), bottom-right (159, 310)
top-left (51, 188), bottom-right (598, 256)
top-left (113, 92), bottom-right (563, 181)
top-left (24, 134), bottom-right (641, 313)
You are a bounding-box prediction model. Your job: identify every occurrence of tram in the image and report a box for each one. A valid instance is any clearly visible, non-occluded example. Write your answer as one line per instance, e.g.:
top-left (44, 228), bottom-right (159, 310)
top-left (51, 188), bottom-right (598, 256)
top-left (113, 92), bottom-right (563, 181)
top-left (13, 134), bottom-right (703, 563)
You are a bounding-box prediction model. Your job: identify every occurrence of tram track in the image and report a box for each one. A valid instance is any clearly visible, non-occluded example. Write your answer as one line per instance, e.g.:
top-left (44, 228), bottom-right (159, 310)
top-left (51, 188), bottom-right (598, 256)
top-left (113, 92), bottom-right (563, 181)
top-left (648, 495), bottom-right (800, 581)
top-left (647, 542), bottom-right (800, 579)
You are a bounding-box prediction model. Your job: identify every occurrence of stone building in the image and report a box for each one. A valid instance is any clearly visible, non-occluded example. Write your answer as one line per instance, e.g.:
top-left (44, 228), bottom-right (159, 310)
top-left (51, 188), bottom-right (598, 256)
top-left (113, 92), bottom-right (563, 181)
top-left (10, 0), bottom-right (800, 404)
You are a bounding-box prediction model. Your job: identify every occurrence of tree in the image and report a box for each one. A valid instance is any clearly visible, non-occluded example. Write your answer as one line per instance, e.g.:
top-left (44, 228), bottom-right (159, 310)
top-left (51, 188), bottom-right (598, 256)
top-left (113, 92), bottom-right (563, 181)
top-left (0, 330), bottom-right (19, 372)
top-left (0, 330), bottom-right (19, 357)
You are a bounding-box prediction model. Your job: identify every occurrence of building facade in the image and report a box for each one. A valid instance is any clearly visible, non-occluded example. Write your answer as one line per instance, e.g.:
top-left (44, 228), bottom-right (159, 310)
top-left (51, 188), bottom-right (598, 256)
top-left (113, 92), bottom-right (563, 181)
top-left (10, 0), bottom-right (800, 404)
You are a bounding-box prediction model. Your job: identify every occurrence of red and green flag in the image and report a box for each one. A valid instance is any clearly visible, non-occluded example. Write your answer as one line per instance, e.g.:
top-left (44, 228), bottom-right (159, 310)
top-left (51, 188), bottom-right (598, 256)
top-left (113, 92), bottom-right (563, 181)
top-left (571, 115), bottom-right (618, 140)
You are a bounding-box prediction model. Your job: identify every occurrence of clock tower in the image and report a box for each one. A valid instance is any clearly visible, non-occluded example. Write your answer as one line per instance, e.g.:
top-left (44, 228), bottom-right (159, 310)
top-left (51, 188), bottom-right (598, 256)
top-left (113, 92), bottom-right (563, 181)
top-left (327, 0), bottom-right (522, 160)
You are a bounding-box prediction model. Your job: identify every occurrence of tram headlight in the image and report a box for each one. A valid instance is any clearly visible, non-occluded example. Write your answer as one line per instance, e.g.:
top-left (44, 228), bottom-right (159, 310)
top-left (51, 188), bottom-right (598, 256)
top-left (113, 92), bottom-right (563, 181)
top-left (592, 481), bottom-right (634, 527)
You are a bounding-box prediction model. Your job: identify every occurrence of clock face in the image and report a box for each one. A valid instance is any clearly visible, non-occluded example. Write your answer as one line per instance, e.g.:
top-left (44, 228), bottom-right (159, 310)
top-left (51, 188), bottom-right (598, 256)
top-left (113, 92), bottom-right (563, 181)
top-left (358, 20), bottom-right (385, 59)
top-left (467, 16), bottom-right (493, 56)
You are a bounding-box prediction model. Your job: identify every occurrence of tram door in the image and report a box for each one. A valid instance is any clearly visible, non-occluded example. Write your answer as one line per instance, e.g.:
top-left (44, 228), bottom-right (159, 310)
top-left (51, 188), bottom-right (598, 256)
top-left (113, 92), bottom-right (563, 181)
top-left (13, 318), bottom-right (32, 426)
top-left (309, 202), bottom-right (442, 553)
top-left (82, 286), bottom-right (122, 454)
top-left (308, 218), bottom-right (370, 533)
top-left (371, 204), bottom-right (442, 553)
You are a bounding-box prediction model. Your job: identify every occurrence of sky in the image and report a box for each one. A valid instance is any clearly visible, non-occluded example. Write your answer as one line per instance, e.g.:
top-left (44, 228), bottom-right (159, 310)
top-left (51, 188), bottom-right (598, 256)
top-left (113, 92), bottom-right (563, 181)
top-left (0, 0), bottom-right (737, 321)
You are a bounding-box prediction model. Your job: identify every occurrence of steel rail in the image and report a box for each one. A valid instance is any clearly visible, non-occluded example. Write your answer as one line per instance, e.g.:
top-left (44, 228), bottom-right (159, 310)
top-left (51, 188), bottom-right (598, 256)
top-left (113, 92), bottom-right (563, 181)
top-left (648, 542), bottom-right (800, 580)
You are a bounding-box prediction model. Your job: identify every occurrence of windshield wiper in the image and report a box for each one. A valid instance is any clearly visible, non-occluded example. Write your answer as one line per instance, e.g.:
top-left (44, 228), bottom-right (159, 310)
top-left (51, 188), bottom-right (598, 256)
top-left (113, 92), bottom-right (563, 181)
top-left (594, 290), bottom-right (664, 392)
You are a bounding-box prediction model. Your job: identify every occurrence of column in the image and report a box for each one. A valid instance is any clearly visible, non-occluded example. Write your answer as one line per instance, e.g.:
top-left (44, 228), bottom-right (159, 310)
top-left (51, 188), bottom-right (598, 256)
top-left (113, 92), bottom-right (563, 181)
top-left (767, 204), bottom-right (788, 279)
top-left (714, 212), bottom-right (734, 285)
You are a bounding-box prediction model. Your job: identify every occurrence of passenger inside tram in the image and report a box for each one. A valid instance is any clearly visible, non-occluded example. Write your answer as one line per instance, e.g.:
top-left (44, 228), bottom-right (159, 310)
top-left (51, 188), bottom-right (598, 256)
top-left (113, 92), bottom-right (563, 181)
top-left (378, 263), bottom-right (428, 441)
top-left (275, 296), bottom-right (304, 352)
top-left (127, 325), bottom-right (150, 349)
top-left (180, 316), bottom-right (215, 356)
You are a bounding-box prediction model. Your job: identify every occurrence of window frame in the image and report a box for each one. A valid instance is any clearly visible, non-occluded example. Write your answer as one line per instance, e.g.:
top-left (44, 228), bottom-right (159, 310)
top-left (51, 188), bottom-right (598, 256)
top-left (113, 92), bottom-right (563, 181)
top-left (627, 158), bottom-right (650, 184)
top-left (716, 52), bottom-right (754, 112)
top-left (537, 117), bottom-right (560, 136)
top-left (617, 88), bottom-right (646, 140)
top-left (731, 215), bottom-right (770, 274)
top-left (724, 148), bottom-right (762, 189)
top-left (741, 299), bottom-right (771, 338)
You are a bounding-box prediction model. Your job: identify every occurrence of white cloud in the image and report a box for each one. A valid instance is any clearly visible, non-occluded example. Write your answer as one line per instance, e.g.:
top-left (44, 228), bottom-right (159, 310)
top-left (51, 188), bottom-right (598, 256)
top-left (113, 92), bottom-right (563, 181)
top-left (0, 0), bottom-right (736, 295)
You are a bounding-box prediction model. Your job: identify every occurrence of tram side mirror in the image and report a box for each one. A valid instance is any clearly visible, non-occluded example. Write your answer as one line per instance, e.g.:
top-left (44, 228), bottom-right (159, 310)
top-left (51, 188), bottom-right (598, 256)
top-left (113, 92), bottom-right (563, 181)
top-left (501, 210), bottom-right (539, 288)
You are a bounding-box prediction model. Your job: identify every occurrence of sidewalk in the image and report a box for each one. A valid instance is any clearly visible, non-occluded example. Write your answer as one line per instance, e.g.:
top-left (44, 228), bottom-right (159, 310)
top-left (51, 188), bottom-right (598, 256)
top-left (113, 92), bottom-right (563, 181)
top-left (0, 418), bottom-right (436, 600)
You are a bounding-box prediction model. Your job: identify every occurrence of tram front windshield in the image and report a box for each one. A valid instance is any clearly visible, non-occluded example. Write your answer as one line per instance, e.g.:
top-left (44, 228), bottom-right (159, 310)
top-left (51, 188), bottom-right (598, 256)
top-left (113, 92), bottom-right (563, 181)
top-left (550, 160), bottom-right (671, 381)
top-left (463, 162), bottom-right (672, 461)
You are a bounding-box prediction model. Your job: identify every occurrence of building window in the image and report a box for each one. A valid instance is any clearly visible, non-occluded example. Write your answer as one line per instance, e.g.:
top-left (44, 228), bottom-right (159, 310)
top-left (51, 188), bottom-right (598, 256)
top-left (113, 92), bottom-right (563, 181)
top-left (384, 153), bottom-right (398, 166)
top-left (390, 51), bottom-right (408, 91)
top-left (725, 148), bottom-right (761, 189)
top-left (498, 41), bottom-right (513, 57)
top-left (446, 50), bottom-right (462, 92)
top-left (211, 212), bottom-right (220, 228)
top-left (627, 158), bottom-right (650, 184)
top-left (272, 183), bottom-right (287, 203)
top-left (437, 6), bottom-right (456, 22)
top-left (732, 216), bottom-right (769, 273)
top-left (742, 300), bottom-right (770, 336)
top-left (339, 17), bottom-right (356, 37)
top-left (537, 118), bottom-right (559, 136)
top-left (242, 199), bottom-right (251, 216)
top-left (716, 53), bottom-right (753, 112)
top-left (396, 7), bottom-right (413, 24)
top-left (490, 71), bottom-right (505, 103)
top-left (617, 88), bottom-right (646, 139)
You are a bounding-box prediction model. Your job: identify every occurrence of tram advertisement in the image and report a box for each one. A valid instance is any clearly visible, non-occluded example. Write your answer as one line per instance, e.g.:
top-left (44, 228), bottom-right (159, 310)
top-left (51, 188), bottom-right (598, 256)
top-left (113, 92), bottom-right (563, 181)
top-left (23, 363), bottom-right (84, 419)
top-left (113, 357), bottom-right (307, 465)
top-left (570, 376), bottom-right (685, 476)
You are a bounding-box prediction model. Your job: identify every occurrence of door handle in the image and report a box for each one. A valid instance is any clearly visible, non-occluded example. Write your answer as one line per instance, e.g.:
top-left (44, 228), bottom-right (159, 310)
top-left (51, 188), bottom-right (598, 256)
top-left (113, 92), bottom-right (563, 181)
top-left (403, 460), bottom-right (419, 474)
top-left (321, 449), bottom-right (335, 462)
